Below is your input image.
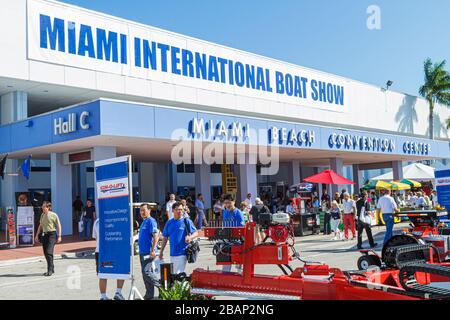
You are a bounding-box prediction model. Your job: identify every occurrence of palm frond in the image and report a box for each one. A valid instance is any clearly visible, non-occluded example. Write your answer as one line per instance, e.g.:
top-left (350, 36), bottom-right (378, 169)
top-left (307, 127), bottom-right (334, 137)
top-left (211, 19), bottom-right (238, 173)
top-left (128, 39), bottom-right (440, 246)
top-left (420, 58), bottom-right (450, 109)
top-left (423, 58), bottom-right (433, 82)
top-left (435, 92), bottom-right (450, 106)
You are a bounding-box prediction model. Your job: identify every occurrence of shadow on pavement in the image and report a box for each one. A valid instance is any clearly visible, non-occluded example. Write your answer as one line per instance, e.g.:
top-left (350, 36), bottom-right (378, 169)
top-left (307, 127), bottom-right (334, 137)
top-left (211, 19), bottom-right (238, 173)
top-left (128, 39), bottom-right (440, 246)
top-left (61, 253), bottom-right (95, 260)
top-left (0, 273), bottom-right (44, 278)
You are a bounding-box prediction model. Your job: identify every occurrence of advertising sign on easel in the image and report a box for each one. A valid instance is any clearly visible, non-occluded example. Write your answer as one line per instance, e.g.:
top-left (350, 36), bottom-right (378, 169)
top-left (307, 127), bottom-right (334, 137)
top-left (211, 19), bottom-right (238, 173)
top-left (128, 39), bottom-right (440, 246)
top-left (17, 206), bottom-right (35, 246)
top-left (436, 170), bottom-right (450, 204)
top-left (7, 207), bottom-right (16, 248)
top-left (94, 155), bottom-right (142, 299)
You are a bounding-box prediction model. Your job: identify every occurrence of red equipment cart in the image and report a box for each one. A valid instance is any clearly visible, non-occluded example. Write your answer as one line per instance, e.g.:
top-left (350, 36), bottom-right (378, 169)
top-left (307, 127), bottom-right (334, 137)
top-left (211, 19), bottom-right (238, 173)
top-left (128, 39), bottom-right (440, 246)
top-left (190, 216), bottom-right (450, 300)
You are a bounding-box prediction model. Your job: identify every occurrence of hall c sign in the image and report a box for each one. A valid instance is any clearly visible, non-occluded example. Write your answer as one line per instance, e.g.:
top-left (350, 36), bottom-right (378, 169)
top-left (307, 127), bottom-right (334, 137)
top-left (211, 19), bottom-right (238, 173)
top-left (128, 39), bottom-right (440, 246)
top-left (54, 111), bottom-right (90, 136)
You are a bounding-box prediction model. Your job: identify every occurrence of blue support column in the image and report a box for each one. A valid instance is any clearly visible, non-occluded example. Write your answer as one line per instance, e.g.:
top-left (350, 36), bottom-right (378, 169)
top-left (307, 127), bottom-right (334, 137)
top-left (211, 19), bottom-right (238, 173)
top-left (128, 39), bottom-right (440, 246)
top-left (195, 164), bottom-right (211, 209)
top-left (352, 164), bottom-right (363, 194)
top-left (51, 153), bottom-right (72, 236)
top-left (287, 160), bottom-right (301, 187)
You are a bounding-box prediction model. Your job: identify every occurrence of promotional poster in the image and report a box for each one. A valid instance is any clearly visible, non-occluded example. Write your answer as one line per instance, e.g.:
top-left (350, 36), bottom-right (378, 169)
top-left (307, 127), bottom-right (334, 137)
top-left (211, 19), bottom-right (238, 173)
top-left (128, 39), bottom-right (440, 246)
top-left (95, 156), bottom-right (133, 280)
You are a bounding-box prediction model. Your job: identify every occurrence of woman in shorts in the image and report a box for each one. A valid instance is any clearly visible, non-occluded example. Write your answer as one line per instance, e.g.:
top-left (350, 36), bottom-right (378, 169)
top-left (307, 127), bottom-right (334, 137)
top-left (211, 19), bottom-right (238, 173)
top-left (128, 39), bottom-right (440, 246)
top-left (330, 200), bottom-right (343, 240)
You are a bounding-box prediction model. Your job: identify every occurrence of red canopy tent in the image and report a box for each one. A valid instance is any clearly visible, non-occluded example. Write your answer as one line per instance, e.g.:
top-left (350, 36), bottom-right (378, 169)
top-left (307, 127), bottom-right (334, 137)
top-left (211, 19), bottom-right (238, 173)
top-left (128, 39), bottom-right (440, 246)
top-left (303, 170), bottom-right (354, 185)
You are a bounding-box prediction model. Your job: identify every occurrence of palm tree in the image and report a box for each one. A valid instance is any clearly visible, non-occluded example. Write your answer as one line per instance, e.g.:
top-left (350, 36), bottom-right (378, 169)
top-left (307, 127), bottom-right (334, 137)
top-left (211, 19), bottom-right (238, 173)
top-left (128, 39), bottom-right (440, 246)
top-left (419, 58), bottom-right (450, 139)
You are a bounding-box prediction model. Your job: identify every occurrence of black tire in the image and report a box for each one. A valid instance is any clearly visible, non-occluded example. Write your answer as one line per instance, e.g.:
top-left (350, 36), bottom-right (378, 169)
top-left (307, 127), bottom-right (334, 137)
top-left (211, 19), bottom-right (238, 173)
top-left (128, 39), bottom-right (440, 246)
top-left (357, 255), bottom-right (382, 270)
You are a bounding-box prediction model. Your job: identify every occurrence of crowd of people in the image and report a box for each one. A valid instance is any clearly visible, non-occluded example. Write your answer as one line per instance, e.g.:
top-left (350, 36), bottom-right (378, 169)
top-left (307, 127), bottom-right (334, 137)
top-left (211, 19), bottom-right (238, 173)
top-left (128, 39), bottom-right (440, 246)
top-left (316, 189), bottom-right (378, 248)
top-left (318, 187), bottom-right (438, 247)
top-left (38, 185), bottom-right (438, 300)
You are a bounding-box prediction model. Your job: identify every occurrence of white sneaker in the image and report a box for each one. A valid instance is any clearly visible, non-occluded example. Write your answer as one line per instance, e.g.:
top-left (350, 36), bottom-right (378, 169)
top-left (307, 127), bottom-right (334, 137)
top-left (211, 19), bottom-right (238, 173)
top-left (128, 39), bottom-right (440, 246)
top-left (332, 236), bottom-right (338, 240)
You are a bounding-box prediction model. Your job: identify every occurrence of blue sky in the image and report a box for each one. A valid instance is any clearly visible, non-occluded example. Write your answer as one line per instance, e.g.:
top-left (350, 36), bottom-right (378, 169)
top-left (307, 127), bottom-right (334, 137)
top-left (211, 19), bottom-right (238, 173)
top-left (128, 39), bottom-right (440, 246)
top-left (61, 0), bottom-right (450, 97)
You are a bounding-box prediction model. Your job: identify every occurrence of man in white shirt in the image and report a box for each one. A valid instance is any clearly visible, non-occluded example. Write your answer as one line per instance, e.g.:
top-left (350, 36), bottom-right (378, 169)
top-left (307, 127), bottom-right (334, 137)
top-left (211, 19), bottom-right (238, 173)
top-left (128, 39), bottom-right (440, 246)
top-left (376, 189), bottom-right (398, 244)
top-left (93, 219), bottom-right (125, 300)
top-left (165, 194), bottom-right (176, 220)
top-left (409, 192), bottom-right (418, 207)
top-left (342, 192), bottom-right (357, 240)
top-left (416, 191), bottom-right (427, 208)
top-left (244, 193), bottom-right (254, 211)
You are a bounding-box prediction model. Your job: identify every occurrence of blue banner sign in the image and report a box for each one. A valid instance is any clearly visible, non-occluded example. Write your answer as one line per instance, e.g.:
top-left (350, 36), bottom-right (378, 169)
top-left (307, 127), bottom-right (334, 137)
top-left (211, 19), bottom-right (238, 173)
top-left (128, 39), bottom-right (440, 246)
top-left (435, 169), bottom-right (450, 214)
top-left (95, 156), bottom-right (133, 280)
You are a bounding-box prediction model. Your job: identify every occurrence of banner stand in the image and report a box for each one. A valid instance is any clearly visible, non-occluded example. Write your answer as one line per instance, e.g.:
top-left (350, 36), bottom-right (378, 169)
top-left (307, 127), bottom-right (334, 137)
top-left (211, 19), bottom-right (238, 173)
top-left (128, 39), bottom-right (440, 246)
top-left (128, 279), bottom-right (144, 300)
top-left (95, 155), bottom-right (144, 300)
top-left (126, 156), bottom-right (143, 300)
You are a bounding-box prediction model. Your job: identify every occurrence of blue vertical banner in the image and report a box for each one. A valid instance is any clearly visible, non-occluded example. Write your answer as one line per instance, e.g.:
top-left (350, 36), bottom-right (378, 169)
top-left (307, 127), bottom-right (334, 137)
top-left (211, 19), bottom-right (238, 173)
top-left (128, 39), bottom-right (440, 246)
top-left (435, 169), bottom-right (450, 216)
top-left (95, 155), bottom-right (133, 280)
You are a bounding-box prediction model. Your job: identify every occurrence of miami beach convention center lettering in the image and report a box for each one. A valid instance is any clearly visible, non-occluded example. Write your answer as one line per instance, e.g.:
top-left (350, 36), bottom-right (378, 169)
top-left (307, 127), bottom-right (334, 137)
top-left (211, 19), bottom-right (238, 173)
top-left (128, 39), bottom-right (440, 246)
top-left (33, 13), bottom-right (345, 106)
top-left (328, 133), bottom-right (396, 153)
top-left (188, 118), bottom-right (432, 156)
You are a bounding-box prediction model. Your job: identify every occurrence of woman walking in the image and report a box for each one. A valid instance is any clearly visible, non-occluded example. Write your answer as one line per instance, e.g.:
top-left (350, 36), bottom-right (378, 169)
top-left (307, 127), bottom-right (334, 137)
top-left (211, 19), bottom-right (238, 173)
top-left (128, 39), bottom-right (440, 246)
top-left (322, 200), bottom-right (332, 235)
top-left (34, 201), bottom-right (62, 276)
top-left (330, 201), bottom-right (343, 240)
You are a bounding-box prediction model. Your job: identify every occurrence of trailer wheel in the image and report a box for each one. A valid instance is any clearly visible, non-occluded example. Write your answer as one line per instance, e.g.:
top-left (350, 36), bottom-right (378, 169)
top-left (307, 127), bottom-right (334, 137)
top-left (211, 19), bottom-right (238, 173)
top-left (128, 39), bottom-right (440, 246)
top-left (357, 255), bottom-right (381, 270)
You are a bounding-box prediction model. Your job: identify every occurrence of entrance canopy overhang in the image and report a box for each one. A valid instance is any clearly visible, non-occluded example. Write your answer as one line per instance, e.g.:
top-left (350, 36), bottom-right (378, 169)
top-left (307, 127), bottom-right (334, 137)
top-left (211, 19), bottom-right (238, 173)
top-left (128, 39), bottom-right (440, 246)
top-left (1, 99), bottom-right (449, 166)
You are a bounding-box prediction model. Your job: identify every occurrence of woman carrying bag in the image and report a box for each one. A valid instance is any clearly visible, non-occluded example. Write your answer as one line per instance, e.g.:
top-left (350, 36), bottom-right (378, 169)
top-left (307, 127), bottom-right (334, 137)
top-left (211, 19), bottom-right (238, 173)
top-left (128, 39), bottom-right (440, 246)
top-left (356, 192), bottom-right (377, 249)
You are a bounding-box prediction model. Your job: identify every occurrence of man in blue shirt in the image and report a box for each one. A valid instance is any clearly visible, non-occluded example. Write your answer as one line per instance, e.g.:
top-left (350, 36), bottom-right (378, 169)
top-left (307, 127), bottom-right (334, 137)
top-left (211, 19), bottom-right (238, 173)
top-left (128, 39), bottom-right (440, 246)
top-left (221, 194), bottom-right (245, 272)
top-left (138, 203), bottom-right (160, 300)
top-left (195, 193), bottom-right (207, 230)
top-left (159, 201), bottom-right (198, 274)
top-left (222, 194), bottom-right (245, 227)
